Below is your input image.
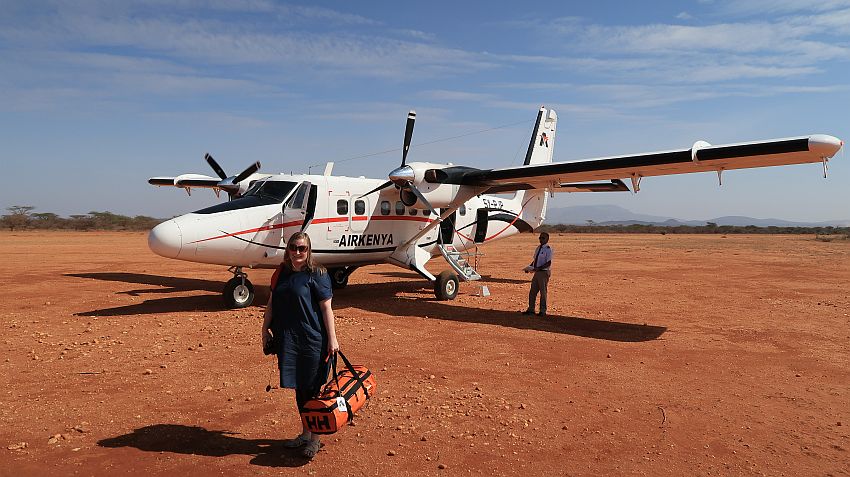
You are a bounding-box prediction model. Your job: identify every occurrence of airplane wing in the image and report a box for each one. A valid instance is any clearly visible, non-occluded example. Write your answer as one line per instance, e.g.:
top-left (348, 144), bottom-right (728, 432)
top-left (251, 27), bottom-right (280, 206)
top-left (148, 174), bottom-right (222, 189)
top-left (436, 135), bottom-right (843, 192)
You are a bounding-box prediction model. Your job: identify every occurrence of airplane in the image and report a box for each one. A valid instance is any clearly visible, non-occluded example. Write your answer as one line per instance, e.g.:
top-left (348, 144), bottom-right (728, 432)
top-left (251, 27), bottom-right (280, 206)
top-left (148, 106), bottom-right (843, 308)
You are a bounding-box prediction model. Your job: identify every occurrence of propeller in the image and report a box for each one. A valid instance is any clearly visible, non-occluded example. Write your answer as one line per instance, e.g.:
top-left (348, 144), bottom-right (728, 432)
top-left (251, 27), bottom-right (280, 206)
top-left (205, 153), bottom-right (262, 199)
top-left (358, 110), bottom-right (437, 217)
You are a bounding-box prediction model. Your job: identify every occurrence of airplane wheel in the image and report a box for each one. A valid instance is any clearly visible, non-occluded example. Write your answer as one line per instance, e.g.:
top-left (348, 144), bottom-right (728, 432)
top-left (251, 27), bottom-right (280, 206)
top-left (329, 267), bottom-right (349, 289)
top-left (223, 276), bottom-right (255, 308)
top-left (434, 270), bottom-right (459, 301)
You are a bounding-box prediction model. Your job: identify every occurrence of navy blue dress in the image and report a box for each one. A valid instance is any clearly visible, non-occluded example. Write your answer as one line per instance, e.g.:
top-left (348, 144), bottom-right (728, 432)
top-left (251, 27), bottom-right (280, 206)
top-left (270, 268), bottom-right (333, 393)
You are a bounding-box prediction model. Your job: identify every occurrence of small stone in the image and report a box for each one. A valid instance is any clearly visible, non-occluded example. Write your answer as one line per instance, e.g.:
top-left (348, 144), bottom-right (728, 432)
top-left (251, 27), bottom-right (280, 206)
top-left (421, 436), bottom-right (427, 441)
top-left (143, 369), bottom-right (153, 375)
top-left (438, 464), bottom-right (447, 469)
top-left (519, 403), bottom-right (526, 409)
top-left (428, 375), bottom-right (435, 379)
top-left (202, 386), bottom-right (213, 391)
top-left (607, 354), bottom-right (612, 358)
top-left (387, 450), bottom-right (396, 456)
top-left (7, 442), bottom-right (27, 450)
top-left (160, 364), bottom-right (167, 369)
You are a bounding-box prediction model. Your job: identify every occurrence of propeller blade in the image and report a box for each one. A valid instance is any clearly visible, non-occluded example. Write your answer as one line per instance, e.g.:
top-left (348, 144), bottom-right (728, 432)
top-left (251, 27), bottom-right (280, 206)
top-left (233, 161), bottom-right (261, 184)
top-left (357, 180), bottom-right (393, 199)
top-left (405, 184), bottom-right (438, 217)
top-left (401, 110), bottom-right (416, 166)
top-left (205, 153), bottom-right (228, 179)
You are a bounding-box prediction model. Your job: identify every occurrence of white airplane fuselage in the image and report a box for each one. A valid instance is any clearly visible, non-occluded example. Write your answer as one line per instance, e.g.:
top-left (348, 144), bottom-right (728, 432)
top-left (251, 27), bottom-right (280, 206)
top-left (148, 173), bottom-right (543, 270)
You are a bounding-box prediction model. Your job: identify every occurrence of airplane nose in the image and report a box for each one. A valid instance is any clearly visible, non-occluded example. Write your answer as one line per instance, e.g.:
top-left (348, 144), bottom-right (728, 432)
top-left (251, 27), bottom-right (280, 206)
top-left (148, 219), bottom-right (183, 259)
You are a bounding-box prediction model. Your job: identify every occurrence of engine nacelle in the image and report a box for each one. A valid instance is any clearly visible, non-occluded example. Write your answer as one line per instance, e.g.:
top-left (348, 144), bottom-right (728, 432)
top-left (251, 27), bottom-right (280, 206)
top-left (404, 162), bottom-right (480, 209)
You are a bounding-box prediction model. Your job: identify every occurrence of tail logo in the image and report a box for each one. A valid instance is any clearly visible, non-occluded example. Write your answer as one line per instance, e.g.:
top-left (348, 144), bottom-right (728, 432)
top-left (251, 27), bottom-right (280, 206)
top-left (539, 132), bottom-right (549, 147)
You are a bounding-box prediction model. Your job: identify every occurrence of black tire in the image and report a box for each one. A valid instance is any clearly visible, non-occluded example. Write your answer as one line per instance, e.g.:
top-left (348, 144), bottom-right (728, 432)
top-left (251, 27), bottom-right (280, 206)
top-left (434, 270), bottom-right (459, 301)
top-left (329, 267), bottom-right (349, 289)
top-left (223, 276), bottom-right (255, 308)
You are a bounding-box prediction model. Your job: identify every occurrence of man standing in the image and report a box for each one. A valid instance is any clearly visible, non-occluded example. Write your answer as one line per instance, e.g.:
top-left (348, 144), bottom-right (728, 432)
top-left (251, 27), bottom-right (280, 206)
top-left (523, 232), bottom-right (552, 317)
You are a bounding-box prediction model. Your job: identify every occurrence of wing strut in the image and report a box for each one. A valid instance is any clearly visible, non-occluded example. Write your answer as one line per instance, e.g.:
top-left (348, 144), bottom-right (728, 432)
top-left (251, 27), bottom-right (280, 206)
top-left (630, 173), bottom-right (641, 193)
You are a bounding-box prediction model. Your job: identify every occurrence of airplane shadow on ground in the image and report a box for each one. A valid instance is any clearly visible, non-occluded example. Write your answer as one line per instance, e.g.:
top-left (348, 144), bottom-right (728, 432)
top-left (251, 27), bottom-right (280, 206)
top-left (66, 273), bottom-right (223, 295)
top-left (337, 281), bottom-right (667, 342)
top-left (66, 272), bottom-right (235, 317)
top-left (68, 272), bottom-right (666, 341)
top-left (98, 424), bottom-right (310, 467)
top-left (372, 271), bottom-right (526, 285)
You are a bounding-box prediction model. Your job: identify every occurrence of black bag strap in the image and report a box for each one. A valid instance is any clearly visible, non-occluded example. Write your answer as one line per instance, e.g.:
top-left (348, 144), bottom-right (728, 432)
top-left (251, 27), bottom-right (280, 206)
top-left (319, 352), bottom-right (342, 398)
top-left (336, 350), bottom-right (370, 400)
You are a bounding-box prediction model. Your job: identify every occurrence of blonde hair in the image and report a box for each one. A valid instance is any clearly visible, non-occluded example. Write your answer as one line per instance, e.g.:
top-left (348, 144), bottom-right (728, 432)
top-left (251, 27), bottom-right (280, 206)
top-left (283, 232), bottom-right (326, 274)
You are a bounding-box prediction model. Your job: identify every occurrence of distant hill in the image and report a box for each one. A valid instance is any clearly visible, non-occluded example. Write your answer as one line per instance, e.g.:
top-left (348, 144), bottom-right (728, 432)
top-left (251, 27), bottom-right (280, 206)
top-left (545, 205), bottom-right (850, 227)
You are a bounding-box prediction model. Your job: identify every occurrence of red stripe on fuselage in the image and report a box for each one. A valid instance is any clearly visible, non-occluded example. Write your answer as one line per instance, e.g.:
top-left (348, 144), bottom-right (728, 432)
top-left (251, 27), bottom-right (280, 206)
top-left (191, 215), bottom-right (435, 243)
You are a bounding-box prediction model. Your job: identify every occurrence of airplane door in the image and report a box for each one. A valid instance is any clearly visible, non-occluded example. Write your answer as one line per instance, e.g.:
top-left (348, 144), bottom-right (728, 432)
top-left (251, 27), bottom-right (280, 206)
top-left (474, 208), bottom-right (488, 243)
top-left (282, 181), bottom-right (311, 243)
top-left (439, 209), bottom-right (456, 244)
top-left (326, 190), bottom-right (350, 243)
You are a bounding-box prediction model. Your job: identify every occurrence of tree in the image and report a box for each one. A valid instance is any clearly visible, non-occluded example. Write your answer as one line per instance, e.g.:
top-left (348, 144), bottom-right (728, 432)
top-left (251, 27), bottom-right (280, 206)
top-left (31, 212), bottom-right (60, 229)
top-left (1, 205), bottom-right (34, 231)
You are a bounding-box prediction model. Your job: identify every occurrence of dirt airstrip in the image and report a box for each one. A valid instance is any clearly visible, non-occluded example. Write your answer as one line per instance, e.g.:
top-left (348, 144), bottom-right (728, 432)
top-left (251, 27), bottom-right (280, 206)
top-left (0, 231), bottom-right (848, 476)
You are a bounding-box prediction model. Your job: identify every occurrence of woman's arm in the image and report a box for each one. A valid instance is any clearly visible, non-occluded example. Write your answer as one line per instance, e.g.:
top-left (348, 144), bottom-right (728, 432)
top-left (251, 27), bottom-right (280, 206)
top-left (319, 298), bottom-right (339, 357)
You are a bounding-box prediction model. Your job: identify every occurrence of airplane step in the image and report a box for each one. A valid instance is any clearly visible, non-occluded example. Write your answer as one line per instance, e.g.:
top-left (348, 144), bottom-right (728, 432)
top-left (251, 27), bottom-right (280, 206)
top-left (437, 243), bottom-right (481, 282)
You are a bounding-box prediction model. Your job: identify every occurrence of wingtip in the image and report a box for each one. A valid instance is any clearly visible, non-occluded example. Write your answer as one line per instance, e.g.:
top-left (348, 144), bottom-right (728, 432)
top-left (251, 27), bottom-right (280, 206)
top-left (808, 134), bottom-right (843, 157)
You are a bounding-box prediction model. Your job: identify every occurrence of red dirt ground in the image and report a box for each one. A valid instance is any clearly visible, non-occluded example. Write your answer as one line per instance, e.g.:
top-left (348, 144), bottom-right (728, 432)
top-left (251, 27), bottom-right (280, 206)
top-left (1, 231), bottom-right (848, 476)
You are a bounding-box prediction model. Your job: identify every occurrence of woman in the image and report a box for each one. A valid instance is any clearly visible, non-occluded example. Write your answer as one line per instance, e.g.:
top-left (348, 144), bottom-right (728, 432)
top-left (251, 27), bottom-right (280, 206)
top-left (262, 232), bottom-right (339, 458)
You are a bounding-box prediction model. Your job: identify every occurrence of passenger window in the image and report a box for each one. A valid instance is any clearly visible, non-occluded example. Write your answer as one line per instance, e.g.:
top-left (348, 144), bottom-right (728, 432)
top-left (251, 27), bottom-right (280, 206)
top-left (395, 201), bottom-right (405, 215)
top-left (423, 209), bottom-right (431, 216)
top-left (381, 201), bottom-right (391, 216)
top-left (354, 200), bottom-right (366, 215)
top-left (408, 208), bottom-right (417, 216)
top-left (459, 204), bottom-right (466, 216)
top-left (337, 199), bottom-right (348, 215)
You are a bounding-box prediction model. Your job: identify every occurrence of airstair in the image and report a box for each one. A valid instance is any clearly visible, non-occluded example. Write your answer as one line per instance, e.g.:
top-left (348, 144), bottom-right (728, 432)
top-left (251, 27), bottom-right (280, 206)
top-left (437, 244), bottom-right (482, 281)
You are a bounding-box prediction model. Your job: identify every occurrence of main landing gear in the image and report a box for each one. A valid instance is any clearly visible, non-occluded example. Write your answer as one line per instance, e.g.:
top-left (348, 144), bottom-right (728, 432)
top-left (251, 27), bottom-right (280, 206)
top-left (328, 266), bottom-right (358, 289)
top-left (223, 266), bottom-right (255, 308)
top-left (434, 270), bottom-right (459, 300)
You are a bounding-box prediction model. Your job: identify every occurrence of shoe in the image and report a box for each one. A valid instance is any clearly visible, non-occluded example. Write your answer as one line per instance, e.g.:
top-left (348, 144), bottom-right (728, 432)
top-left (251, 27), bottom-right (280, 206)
top-left (521, 310), bottom-right (534, 315)
top-left (281, 433), bottom-right (310, 448)
top-left (301, 438), bottom-right (321, 458)
top-left (537, 312), bottom-right (546, 317)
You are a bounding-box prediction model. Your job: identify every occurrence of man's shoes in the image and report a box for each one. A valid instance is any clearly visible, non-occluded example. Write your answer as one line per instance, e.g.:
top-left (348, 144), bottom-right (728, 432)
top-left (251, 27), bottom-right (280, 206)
top-left (537, 312), bottom-right (546, 317)
top-left (521, 309), bottom-right (534, 315)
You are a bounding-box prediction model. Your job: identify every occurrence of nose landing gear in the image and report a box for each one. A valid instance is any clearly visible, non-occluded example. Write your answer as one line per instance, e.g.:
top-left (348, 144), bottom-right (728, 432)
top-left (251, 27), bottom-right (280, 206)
top-left (328, 266), bottom-right (358, 289)
top-left (223, 266), bottom-right (255, 308)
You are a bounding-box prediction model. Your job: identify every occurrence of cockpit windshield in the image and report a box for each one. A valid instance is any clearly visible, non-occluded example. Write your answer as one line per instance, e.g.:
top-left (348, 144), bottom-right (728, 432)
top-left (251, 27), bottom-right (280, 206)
top-left (243, 180), bottom-right (298, 202)
top-left (193, 180), bottom-right (298, 215)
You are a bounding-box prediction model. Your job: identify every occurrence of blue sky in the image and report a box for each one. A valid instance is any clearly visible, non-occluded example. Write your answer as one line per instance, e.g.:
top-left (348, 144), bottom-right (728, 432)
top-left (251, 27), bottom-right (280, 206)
top-left (1, 0), bottom-right (848, 222)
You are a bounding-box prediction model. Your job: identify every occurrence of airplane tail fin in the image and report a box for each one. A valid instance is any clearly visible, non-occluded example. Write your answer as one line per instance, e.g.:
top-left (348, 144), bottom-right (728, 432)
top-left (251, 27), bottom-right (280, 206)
top-left (515, 106), bottom-right (558, 229)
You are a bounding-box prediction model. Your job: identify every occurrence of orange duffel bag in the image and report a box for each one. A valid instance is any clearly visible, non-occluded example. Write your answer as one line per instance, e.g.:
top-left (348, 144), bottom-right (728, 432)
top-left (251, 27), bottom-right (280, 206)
top-left (300, 351), bottom-right (376, 435)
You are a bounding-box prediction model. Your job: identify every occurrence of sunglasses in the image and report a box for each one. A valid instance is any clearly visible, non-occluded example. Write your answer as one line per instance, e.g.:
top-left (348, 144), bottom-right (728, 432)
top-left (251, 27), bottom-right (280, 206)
top-left (288, 244), bottom-right (308, 253)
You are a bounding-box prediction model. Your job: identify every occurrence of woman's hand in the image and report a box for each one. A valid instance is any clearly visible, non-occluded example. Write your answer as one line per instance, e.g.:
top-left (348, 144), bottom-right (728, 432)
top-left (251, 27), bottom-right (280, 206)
top-left (261, 328), bottom-right (272, 349)
top-left (327, 335), bottom-right (340, 357)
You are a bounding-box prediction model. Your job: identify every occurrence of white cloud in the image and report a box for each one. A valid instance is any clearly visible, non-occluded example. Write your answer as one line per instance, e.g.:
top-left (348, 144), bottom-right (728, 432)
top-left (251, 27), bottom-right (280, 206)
top-left (676, 12), bottom-right (694, 20)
